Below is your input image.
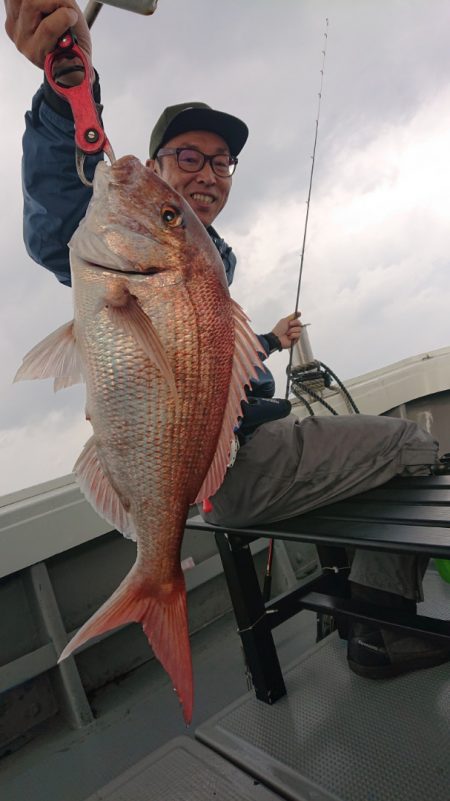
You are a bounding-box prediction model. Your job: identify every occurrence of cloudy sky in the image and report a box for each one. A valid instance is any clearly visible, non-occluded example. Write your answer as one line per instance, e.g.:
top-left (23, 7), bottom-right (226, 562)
top-left (1, 0), bottom-right (450, 496)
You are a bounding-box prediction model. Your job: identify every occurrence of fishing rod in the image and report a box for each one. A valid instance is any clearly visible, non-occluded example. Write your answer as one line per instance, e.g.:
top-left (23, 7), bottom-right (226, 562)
top-left (84, 0), bottom-right (158, 28)
top-left (284, 17), bottom-right (329, 400)
top-left (263, 18), bottom-right (330, 603)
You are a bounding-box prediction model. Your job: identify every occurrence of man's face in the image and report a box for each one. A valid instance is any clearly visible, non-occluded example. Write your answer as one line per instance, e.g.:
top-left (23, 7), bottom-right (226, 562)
top-left (146, 130), bottom-right (233, 227)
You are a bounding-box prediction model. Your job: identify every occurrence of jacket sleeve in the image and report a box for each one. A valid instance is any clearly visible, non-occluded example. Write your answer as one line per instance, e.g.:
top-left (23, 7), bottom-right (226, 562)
top-left (22, 82), bottom-right (102, 286)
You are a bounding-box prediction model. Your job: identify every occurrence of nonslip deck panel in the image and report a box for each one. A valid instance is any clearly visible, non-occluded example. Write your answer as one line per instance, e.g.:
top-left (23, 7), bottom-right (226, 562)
top-left (196, 632), bottom-right (450, 801)
top-left (82, 736), bottom-right (284, 801)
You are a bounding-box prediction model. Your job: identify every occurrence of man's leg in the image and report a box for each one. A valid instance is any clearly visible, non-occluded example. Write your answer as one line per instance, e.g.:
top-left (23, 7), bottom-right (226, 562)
top-left (347, 465), bottom-right (450, 679)
top-left (202, 413), bottom-right (450, 677)
top-left (350, 549), bottom-right (428, 602)
top-left (203, 413), bottom-right (439, 528)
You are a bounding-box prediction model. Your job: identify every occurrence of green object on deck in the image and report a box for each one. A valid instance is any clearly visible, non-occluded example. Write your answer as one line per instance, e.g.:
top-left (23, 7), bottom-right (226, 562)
top-left (435, 559), bottom-right (450, 584)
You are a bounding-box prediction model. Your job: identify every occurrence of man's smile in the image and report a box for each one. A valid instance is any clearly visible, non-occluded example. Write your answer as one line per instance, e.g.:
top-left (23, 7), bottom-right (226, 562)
top-left (191, 193), bottom-right (215, 205)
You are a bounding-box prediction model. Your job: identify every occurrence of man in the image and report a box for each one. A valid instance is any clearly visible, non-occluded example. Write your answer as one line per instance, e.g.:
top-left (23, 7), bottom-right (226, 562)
top-left (5, 0), bottom-right (450, 679)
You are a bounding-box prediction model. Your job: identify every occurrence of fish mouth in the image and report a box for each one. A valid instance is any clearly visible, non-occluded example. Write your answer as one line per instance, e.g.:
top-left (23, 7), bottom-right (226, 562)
top-left (81, 259), bottom-right (183, 287)
top-left (86, 260), bottom-right (162, 277)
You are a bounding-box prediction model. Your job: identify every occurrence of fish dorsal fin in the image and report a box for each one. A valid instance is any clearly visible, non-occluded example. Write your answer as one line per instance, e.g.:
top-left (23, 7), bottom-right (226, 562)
top-left (195, 300), bottom-right (264, 504)
top-left (103, 287), bottom-right (179, 407)
top-left (14, 320), bottom-right (84, 392)
top-left (74, 435), bottom-right (137, 541)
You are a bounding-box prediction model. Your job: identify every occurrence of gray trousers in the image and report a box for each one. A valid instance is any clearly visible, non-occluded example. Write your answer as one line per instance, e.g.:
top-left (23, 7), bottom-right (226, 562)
top-left (200, 414), bottom-right (439, 601)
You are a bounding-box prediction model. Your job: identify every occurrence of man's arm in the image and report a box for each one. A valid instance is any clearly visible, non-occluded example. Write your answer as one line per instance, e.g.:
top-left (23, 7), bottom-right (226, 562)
top-left (6, 0), bottom-right (97, 284)
top-left (246, 313), bottom-right (301, 399)
top-left (23, 80), bottom-right (102, 285)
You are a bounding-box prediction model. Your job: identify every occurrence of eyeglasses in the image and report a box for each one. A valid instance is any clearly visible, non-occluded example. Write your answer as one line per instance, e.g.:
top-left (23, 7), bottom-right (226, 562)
top-left (156, 147), bottom-right (238, 177)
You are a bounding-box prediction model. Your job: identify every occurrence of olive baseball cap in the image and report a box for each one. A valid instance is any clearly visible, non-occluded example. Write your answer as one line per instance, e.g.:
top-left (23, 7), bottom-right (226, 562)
top-left (149, 102), bottom-right (249, 159)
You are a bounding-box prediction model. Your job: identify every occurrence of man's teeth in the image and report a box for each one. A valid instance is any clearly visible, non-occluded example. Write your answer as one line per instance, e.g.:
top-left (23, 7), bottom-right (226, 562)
top-left (192, 193), bottom-right (214, 204)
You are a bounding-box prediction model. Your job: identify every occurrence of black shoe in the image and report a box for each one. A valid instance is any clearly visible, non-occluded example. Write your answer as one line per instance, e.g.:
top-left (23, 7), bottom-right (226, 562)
top-left (348, 626), bottom-right (450, 679)
top-left (347, 582), bottom-right (450, 678)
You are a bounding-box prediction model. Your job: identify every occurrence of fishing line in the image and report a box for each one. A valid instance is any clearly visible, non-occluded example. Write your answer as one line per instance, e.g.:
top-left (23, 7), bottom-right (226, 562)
top-left (284, 17), bottom-right (329, 400)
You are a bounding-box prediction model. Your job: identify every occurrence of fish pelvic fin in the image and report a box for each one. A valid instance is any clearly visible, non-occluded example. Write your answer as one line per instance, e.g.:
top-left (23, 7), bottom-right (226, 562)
top-left (195, 300), bottom-right (265, 504)
top-left (102, 285), bottom-right (179, 408)
top-left (74, 435), bottom-right (137, 541)
top-left (59, 572), bottom-right (193, 725)
top-left (14, 320), bottom-right (84, 392)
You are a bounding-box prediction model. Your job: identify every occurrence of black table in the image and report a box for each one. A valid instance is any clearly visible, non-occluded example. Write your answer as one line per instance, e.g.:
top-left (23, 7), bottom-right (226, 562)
top-left (188, 474), bottom-right (450, 704)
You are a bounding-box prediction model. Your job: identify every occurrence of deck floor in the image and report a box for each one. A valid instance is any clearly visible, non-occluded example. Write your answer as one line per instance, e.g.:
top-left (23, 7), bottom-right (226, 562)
top-left (1, 571), bottom-right (448, 801)
top-left (198, 632), bottom-right (450, 801)
top-left (0, 608), bottom-right (317, 801)
top-left (198, 571), bottom-right (450, 801)
top-left (84, 737), bottom-right (285, 801)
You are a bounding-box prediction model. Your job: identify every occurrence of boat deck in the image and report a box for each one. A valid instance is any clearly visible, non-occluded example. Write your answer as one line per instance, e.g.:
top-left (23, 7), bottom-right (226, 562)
top-left (0, 607), bottom-right (317, 801)
top-left (198, 626), bottom-right (449, 801)
top-left (84, 737), bottom-right (283, 801)
top-left (1, 572), bottom-right (448, 801)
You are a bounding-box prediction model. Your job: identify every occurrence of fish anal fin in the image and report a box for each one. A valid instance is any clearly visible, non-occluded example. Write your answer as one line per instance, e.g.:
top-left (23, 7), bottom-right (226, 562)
top-left (195, 299), bottom-right (265, 503)
top-left (58, 573), bottom-right (193, 724)
top-left (74, 435), bottom-right (136, 541)
top-left (103, 287), bottom-right (179, 407)
top-left (14, 320), bottom-right (83, 392)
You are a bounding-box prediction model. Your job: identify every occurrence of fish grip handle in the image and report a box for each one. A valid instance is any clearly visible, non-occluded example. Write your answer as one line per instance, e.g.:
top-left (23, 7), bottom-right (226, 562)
top-left (44, 30), bottom-right (115, 184)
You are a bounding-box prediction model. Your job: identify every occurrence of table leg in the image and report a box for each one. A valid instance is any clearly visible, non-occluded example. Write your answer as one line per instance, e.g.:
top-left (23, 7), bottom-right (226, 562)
top-left (315, 544), bottom-right (351, 640)
top-left (215, 531), bottom-right (286, 704)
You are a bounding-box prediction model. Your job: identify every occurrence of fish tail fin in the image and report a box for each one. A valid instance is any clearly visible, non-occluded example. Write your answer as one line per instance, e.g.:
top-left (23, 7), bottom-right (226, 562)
top-left (59, 573), bottom-right (193, 724)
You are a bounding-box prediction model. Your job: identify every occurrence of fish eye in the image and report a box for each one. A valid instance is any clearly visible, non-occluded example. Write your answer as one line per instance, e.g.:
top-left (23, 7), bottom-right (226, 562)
top-left (161, 204), bottom-right (183, 227)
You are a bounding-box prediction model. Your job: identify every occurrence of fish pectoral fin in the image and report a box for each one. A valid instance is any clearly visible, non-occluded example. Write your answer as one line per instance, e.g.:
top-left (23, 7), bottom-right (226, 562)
top-left (74, 435), bottom-right (137, 541)
top-left (195, 300), bottom-right (265, 504)
top-left (14, 320), bottom-right (84, 392)
top-left (103, 288), bottom-right (179, 406)
top-left (59, 573), bottom-right (193, 724)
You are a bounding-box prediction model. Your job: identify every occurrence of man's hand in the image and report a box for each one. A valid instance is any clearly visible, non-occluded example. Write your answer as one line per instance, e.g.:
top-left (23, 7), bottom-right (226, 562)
top-left (271, 311), bottom-right (302, 350)
top-left (4, 0), bottom-right (92, 69)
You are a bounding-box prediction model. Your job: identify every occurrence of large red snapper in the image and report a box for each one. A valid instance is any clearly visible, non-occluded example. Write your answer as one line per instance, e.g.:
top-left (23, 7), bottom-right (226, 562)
top-left (15, 156), bottom-right (264, 724)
